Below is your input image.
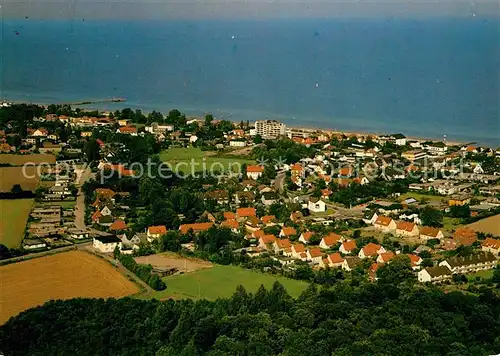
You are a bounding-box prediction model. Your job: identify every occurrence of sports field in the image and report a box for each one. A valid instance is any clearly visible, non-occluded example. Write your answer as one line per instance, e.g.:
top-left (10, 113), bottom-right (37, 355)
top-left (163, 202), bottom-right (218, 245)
top-left (0, 251), bottom-right (139, 324)
top-left (143, 264), bottom-right (309, 301)
top-left (0, 199), bottom-right (33, 248)
top-left (159, 147), bottom-right (254, 174)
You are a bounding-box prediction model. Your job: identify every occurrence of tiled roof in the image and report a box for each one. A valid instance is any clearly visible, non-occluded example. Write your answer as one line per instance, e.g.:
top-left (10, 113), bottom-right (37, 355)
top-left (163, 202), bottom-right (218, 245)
top-left (148, 225), bottom-right (167, 235)
top-left (179, 222), bottom-right (213, 234)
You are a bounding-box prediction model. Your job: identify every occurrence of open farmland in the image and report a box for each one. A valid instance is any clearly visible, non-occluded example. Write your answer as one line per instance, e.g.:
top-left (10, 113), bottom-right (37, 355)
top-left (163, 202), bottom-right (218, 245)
top-left (466, 214), bottom-right (500, 236)
top-left (160, 147), bottom-right (254, 174)
top-left (142, 264), bottom-right (309, 301)
top-left (0, 153), bottom-right (56, 166)
top-left (0, 199), bottom-right (33, 248)
top-left (0, 251), bottom-right (139, 324)
top-left (0, 166), bottom-right (40, 193)
top-left (134, 252), bottom-right (212, 273)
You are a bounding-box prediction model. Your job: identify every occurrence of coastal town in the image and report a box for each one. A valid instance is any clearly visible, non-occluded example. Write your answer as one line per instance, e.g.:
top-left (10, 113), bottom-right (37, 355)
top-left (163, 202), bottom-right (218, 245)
top-left (1, 102), bottom-right (500, 322)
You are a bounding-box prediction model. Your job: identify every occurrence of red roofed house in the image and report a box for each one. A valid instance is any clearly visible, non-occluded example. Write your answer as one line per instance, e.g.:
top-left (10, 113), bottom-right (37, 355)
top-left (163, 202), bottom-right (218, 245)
top-left (326, 252), bottom-right (344, 268)
top-left (407, 254), bottom-right (423, 270)
top-left (91, 210), bottom-right (103, 223)
top-left (369, 263), bottom-right (383, 281)
top-left (258, 234), bottom-right (277, 250)
top-left (252, 229), bottom-right (265, 239)
top-left (179, 222), bottom-right (214, 234)
top-left (280, 227), bottom-right (297, 238)
top-left (481, 238), bottom-right (500, 256)
top-left (102, 164), bottom-right (135, 177)
top-left (96, 138), bottom-right (105, 147)
top-left (223, 211), bottom-right (236, 220)
top-left (246, 165), bottom-right (264, 180)
top-left (374, 216), bottom-right (397, 232)
top-left (395, 221), bottom-right (419, 237)
top-left (272, 238), bottom-right (291, 254)
top-left (376, 251), bottom-right (395, 264)
top-left (237, 207), bottom-right (256, 219)
top-left (221, 219), bottom-right (240, 233)
top-left (95, 188), bottom-right (116, 200)
top-left (261, 215), bottom-right (276, 225)
top-left (319, 232), bottom-right (343, 249)
top-left (307, 247), bottom-right (324, 263)
top-left (339, 239), bottom-right (357, 255)
top-left (110, 219), bottom-right (128, 231)
top-left (291, 244), bottom-right (306, 259)
top-left (359, 243), bottom-right (386, 259)
top-left (299, 231), bottom-right (314, 244)
top-left (338, 166), bottom-right (353, 177)
top-left (290, 163), bottom-right (304, 177)
top-left (419, 226), bottom-right (445, 240)
top-left (117, 126), bottom-right (138, 136)
top-left (147, 225), bottom-right (167, 239)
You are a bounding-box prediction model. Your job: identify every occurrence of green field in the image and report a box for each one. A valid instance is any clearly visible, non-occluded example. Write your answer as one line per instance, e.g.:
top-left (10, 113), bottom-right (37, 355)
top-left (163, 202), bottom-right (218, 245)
top-left (399, 192), bottom-right (445, 204)
top-left (0, 199), bottom-right (33, 248)
top-left (470, 269), bottom-right (494, 280)
top-left (442, 217), bottom-right (461, 232)
top-left (142, 265), bottom-right (309, 300)
top-left (159, 147), bottom-right (254, 174)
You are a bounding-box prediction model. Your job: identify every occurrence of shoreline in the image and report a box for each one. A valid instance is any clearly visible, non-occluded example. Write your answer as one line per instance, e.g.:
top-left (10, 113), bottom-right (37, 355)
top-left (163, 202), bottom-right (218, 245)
top-left (3, 98), bottom-right (480, 147)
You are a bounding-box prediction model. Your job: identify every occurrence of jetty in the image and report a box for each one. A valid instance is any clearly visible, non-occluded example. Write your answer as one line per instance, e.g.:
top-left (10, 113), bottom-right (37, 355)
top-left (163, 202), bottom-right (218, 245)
top-left (62, 98), bottom-right (126, 106)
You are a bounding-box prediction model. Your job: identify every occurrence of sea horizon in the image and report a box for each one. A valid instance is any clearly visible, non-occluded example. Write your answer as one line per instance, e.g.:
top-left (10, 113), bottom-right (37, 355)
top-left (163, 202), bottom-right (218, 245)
top-left (1, 18), bottom-right (499, 146)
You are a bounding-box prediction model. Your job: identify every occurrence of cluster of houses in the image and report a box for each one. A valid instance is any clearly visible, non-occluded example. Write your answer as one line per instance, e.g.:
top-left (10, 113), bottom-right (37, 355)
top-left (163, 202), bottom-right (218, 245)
top-left (22, 203), bottom-right (87, 250)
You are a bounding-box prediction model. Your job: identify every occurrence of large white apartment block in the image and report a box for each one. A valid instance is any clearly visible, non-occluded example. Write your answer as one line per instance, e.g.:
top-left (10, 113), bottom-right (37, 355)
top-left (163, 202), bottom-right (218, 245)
top-left (255, 120), bottom-right (286, 139)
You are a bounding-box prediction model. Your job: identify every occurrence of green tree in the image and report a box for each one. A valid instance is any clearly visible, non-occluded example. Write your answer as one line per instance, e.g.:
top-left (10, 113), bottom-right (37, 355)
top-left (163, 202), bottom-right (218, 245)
top-left (83, 138), bottom-right (100, 162)
top-left (420, 206), bottom-right (443, 227)
top-left (377, 255), bottom-right (416, 285)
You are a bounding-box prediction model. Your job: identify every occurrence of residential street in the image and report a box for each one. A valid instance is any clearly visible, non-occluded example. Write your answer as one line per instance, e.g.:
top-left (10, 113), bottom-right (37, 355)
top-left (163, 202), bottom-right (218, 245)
top-left (74, 166), bottom-right (92, 230)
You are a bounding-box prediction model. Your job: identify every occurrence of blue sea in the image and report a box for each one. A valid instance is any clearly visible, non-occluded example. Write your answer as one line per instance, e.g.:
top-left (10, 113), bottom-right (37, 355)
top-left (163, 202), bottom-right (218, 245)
top-left (1, 19), bottom-right (499, 146)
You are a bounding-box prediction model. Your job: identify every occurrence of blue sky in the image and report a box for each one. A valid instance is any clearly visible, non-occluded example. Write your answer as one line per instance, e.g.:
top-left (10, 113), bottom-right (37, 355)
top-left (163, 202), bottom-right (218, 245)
top-left (2, 0), bottom-right (499, 20)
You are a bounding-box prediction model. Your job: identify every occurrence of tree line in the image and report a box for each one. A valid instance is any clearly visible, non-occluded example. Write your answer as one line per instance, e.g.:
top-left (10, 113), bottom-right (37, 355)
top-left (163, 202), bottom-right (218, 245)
top-left (1, 277), bottom-right (499, 355)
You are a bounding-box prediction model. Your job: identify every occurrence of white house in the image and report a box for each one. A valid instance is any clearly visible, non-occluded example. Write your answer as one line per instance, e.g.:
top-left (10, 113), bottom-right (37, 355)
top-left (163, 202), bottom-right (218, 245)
top-left (358, 243), bottom-right (386, 259)
top-left (342, 256), bottom-right (361, 271)
top-left (308, 197), bottom-right (326, 213)
top-left (417, 266), bottom-right (452, 283)
top-left (395, 221), bottom-right (419, 237)
top-left (307, 248), bottom-right (323, 264)
top-left (246, 165), bottom-right (264, 180)
top-left (473, 164), bottom-right (484, 174)
top-left (339, 240), bottom-right (356, 255)
top-left (67, 228), bottom-right (89, 239)
top-left (22, 239), bottom-right (47, 250)
top-left (373, 216), bottom-right (397, 232)
top-left (229, 140), bottom-right (247, 147)
top-left (394, 134), bottom-right (407, 146)
top-left (319, 233), bottom-right (343, 249)
top-left (147, 225), bottom-right (167, 241)
top-left (419, 227), bottom-right (445, 240)
top-left (93, 235), bottom-right (122, 253)
top-left (100, 206), bottom-right (112, 217)
top-left (482, 238), bottom-right (500, 256)
top-left (438, 252), bottom-right (497, 274)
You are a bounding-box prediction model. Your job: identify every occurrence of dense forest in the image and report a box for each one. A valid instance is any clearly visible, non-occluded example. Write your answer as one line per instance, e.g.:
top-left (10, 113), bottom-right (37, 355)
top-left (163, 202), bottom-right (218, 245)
top-left (1, 280), bottom-right (499, 355)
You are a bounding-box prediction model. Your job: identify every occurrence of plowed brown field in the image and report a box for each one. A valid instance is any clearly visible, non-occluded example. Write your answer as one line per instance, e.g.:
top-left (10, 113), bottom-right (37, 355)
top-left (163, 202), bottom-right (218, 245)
top-left (0, 251), bottom-right (138, 324)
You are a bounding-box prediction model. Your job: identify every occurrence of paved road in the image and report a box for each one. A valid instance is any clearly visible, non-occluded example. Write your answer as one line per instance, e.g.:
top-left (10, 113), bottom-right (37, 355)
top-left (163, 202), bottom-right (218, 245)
top-left (74, 166), bottom-right (92, 230)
